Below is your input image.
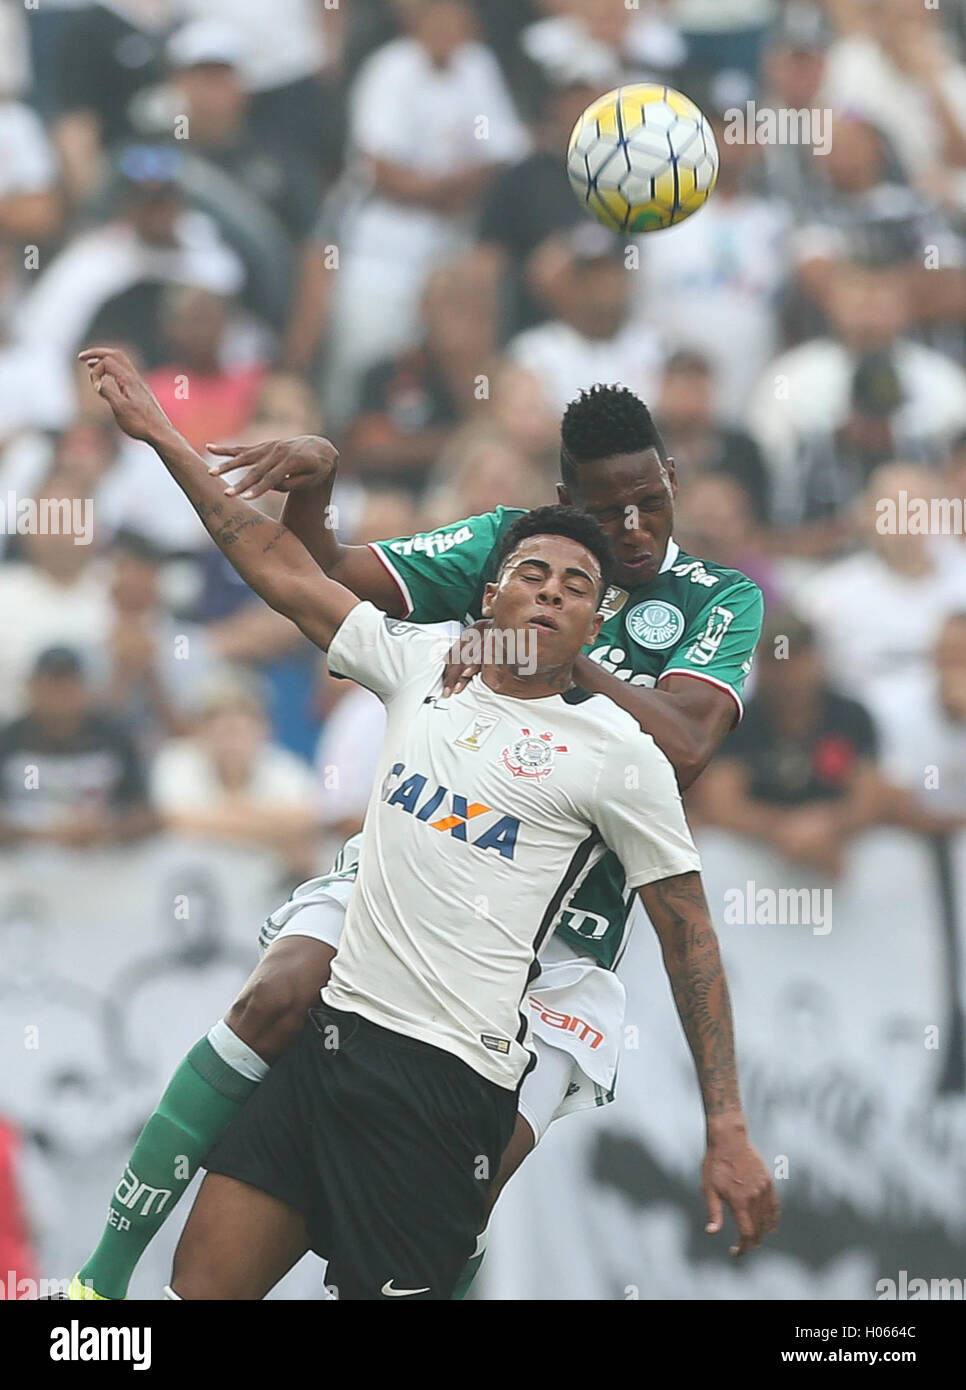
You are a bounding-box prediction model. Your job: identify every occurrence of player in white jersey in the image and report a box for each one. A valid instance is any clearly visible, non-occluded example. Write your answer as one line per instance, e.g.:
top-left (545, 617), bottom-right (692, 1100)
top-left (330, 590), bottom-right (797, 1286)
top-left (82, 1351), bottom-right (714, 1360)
top-left (76, 349), bottom-right (778, 1300)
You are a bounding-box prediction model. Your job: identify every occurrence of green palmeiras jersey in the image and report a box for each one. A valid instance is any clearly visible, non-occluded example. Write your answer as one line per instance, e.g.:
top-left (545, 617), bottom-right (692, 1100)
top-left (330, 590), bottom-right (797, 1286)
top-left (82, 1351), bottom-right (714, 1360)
top-left (369, 506), bottom-right (764, 970)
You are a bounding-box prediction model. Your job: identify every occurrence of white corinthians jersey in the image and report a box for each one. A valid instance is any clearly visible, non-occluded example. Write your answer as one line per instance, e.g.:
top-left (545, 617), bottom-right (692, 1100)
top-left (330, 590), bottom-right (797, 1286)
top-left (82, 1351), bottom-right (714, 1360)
top-left (323, 602), bottom-right (701, 1088)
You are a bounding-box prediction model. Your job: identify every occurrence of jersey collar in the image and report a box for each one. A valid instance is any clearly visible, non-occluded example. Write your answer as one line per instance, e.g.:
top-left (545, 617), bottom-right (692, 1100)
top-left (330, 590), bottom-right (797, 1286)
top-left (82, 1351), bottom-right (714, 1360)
top-left (659, 538), bottom-right (679, 574)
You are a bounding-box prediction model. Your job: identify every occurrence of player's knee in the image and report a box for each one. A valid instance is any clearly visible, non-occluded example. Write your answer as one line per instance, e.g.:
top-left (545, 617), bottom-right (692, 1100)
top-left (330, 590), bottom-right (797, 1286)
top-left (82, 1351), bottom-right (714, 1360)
top-left (170, 1236), bottom-right (235, 1301)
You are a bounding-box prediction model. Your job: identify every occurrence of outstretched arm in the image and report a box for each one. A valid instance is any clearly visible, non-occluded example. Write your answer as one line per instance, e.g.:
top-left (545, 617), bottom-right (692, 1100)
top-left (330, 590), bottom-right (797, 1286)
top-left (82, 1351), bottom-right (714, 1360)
top-left (638, 870), bottom-right (780, 1255)
top-left (78, 348), bottom-right (359, 652)
top-left (206, 436), bottom-right (406, 615)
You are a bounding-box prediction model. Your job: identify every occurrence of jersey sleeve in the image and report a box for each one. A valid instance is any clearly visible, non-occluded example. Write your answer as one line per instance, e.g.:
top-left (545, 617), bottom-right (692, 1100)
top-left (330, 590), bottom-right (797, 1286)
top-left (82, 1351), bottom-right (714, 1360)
top-left (657, 577), bottom-right (764, 719)
top-left (367, 507), bottom-right (515, 624)
top-left (591, 726), bottom-right (702, 889)
top-left (326, 601), bottom-right (450, 704)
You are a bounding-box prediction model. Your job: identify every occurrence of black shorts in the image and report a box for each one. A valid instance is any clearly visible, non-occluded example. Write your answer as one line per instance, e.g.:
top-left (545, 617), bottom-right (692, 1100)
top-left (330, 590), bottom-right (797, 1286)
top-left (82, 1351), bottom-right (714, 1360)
top-left (205, 1003), bottom-right (517, 1300)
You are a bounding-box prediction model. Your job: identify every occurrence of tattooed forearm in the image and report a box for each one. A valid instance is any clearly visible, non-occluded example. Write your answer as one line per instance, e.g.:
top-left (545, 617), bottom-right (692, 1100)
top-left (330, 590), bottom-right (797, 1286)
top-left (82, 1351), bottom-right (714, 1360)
top-left (262, 526), bottom-right (288, 554)
top-left (640, 871), bottom-right (742, 1121)
top-left (149, 428), bottom-right (358, 650)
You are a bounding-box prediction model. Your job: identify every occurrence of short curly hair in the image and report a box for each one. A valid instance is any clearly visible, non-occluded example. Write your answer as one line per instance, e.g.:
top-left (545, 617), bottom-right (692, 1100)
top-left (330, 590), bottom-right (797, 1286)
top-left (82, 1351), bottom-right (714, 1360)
top-left (495, 504), bottom-right (614, 600)
top-left (560, 383), bottom-right (668, 490)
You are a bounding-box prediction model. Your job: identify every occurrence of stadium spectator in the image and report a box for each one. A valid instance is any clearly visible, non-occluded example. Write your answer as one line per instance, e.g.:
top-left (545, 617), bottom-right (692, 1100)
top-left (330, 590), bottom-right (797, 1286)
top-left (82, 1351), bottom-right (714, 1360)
top-left (150, 670), bottom-right (320, 880)
top-left (472, 67), bottom-right (599, 337)
top-left (693, 611), bottom-right (885, 877)
top-left (52, 0), bottom-right (172, 206)
top-left (90, 528), bottom-right (215, 758)
top-left (322, 0), bottom-right (528, 422)
top-left (634, 69), bottom-right (792, 419)
top-left (0, 646), bottom-right (155, 850)
top-left (756, 2), bottom-right (832, 218)
top-left (164, 20), bottom-right (323, 352)
top-left (0, 93), bottom-right (61, 248)
top-left (350, 486), bottom-right (420, 548)
top-left (765, 350), bottom-right (947, 553)
top-left (669, 0), bottom-right (777, 77)
top-left (522, 0), bottom-right (686, 86)
top-left (243, 371), bottom-right (324, 445)
top-left (486, 361), bottom-right (559, 478)
top-left (0, 468), bottom-right (110, 720)
top-left (789, 114), bottom-right (966, 346)
top-left (342, 264), bottom-right (478, 487)
top-left (14, 145), bottom-right (244, 369)
top-left (0, 255), bottom-right (76, 442)
top-left (420, 425), bottom-right (547, 529)
top-left (314, 661), bottom-right (386, 855)
top-left (821, 0), bottom-right (966, 211)
top-left (794, 463), bottom-right (966, 731)
top-left (176, 0), bottom-right (346, 172)
top-left (144, 286), bottom-right (266, 454)
top-left (748, 262), bottom-right (966, 502)
top-left (508, 222), bottom-right (662, 412)
top-left (873, 611), bottom-right (966, 815)
top-left (673, 471), bottom-right (782, 613)
top-left (655, 350), bottom-right (771, 521)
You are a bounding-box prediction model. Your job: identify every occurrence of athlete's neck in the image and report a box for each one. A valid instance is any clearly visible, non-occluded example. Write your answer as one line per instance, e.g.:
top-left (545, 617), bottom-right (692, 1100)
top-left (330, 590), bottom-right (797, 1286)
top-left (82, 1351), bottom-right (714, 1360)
top-left (481, 662), bottom-right (575, 701)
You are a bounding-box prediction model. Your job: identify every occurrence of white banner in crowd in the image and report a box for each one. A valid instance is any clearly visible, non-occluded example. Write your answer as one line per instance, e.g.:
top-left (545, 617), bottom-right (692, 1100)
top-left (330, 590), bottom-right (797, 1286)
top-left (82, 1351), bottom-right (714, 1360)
top-left (2, 829), bottom-right (965, 1300)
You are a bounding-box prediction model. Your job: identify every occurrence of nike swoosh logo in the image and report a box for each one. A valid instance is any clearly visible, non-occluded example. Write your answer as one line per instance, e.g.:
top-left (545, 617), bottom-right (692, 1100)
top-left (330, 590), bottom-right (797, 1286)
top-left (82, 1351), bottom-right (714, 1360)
top-left (381, 1279), bottom-right (430, 1297)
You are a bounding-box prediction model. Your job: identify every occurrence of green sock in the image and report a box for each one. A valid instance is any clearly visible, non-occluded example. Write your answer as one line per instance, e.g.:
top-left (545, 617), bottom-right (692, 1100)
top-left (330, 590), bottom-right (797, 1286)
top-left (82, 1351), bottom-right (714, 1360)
top-left (451, 1230), bottom-right (487, 1300)
top-left (78, 1033), bottom-right (263, 1300)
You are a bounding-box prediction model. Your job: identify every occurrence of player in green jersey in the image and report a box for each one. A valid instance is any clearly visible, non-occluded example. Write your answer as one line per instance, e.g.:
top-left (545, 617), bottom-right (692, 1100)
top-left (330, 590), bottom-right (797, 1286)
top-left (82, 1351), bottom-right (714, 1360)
top-left (71, 384), bottom-right (765, 1302)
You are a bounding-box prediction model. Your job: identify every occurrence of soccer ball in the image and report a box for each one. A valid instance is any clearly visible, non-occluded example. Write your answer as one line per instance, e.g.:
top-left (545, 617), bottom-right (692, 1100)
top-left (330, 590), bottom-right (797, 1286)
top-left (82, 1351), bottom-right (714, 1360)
top-left (567, 84), bottom-right (719, 234)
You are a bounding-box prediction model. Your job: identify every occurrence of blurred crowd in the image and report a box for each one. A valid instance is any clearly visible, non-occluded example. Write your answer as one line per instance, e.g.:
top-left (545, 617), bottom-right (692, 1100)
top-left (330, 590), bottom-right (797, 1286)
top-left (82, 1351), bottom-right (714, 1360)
top-left (1, 0), bottom-right (966, 894)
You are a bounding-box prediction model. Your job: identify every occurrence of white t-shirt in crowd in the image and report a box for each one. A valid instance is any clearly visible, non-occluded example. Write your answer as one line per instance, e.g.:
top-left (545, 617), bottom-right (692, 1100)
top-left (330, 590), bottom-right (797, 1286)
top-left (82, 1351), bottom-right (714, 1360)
top-left (522, 10), bottom-right (686, 81)
top-left (344, 37), bottom-right (529, 273)
top-left (507, 317), bottom-right (664, 416)
top-left (0, 563), bottom-right (112, 719)
top-left (14, 213), bottom-right (244, 362)
top-left (315, 683), bottom-right (387, 832)
top-left (322, 601), bottom-right (700, 1090)
top-left (823, 36), bottom-right (966, 189)
top-left (151, 737), bottom-right (317, 815)
top-left (794, 542), bottom-right (966, 726)
top-left (747, 338), bottom-right (966, 482)
top-left (0, 344), bottom-right (76, 441)
top-left (175, 0), bottom-right (327, 89)
top-left (636, 194), bottom-right (791, 420)
top-left (872, 667), bottom-right (966, 815)
top-left (0, 102), bottom-right (57, 196)
top-left (668, 0), bottom-right (775, 29)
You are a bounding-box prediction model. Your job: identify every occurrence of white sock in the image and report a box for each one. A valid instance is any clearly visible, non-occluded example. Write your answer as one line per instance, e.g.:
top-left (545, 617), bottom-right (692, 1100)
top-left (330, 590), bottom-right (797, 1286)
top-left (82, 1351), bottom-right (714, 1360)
top-left (207, 1019), bottom-right (270, 1082)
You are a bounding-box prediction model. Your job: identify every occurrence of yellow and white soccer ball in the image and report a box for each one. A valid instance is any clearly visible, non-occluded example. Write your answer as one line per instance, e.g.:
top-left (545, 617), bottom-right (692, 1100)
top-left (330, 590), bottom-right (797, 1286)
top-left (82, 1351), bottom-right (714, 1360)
top-left (567, 84), bottom-right (719, 234)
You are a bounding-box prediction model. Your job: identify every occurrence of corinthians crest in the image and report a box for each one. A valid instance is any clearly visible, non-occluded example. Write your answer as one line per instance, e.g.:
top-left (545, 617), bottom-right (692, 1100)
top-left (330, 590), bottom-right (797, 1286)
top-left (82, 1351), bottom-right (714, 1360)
top-left (500, 728), bottom-right (568, 780)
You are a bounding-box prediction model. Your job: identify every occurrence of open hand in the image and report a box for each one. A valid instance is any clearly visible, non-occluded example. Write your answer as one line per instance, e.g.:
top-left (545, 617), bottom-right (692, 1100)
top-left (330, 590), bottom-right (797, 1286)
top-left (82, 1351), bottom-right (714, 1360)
top-left (207, 435), bottom-right (339, 500)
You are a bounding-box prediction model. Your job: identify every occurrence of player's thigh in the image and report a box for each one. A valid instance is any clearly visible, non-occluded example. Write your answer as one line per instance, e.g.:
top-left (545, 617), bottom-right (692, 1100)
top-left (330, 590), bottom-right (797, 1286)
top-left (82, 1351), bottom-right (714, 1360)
top-left (226, 936), bottom-right (337, 1061)
top-left (487, 1041), bottom-right (577, 1211)
top-left (172, 1173), bottom-right (309, 1301)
